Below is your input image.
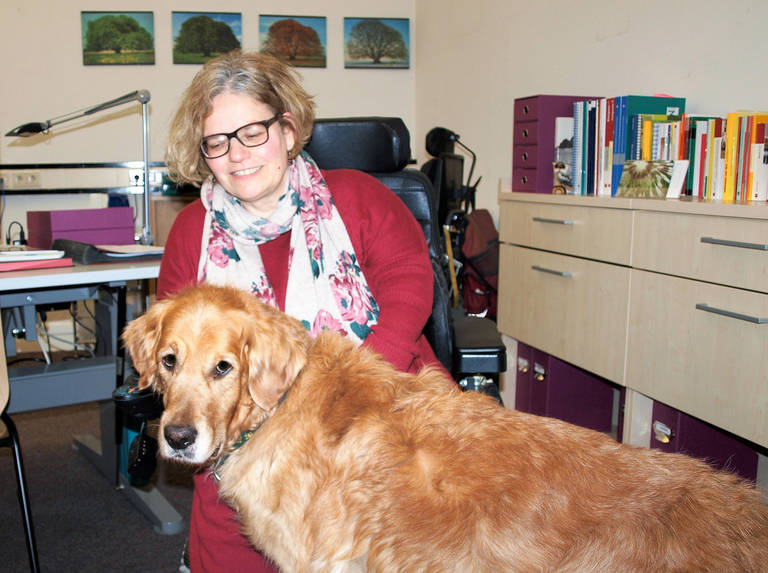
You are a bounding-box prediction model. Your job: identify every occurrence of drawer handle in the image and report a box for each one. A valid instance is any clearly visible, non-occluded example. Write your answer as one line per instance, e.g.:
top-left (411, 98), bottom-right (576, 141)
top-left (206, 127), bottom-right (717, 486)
top-left (532, 216), bottom-right (575, 225)
top-left (532, 265), bottom-right (573, 278)
top-left (700, 236), bottom-right (768, 251)
top-left (652, 421), bottom-right (673, 444)
top-left (533, 362), bottom-right (546, 382)
top-left (695, 303), bottom-right (768, 324)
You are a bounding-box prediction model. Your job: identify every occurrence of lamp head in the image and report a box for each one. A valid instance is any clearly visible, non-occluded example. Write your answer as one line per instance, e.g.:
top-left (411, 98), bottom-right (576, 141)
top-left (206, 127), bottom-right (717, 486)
top-left (5, 121), bottom-right (51, 137)
top-left (425, 127), bottom-right (459, 156)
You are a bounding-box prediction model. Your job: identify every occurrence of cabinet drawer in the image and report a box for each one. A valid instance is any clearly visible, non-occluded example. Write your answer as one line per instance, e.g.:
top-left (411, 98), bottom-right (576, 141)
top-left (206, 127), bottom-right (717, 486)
top-left (625, 269), bottom-right (768, 448)
top-left (513, 97), bottom-right (541, 122)
top-left (498, 244), bottom-right (629, 383)
top-left (633, 211), bottom-right (768, 293)
top-left (513, 144), bottom-right (538, 169)
top-left (511, 166), bottom-right (537, 191)
top-left (499, 201), bottom-right (633, 265)
top-left (513, 121), bottom-right (539, 145)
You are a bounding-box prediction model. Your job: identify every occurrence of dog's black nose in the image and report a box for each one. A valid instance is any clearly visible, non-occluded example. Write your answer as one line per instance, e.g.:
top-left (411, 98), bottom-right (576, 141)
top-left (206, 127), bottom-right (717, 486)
top-left (164, 425), bottom-right (198, 450)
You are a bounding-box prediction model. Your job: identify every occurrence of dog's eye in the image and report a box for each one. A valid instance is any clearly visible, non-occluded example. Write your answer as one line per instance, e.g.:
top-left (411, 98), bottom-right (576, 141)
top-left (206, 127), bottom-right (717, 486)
top-left (162, 354), bottom-right (176, 370)
top-left (214, 360), bottom-right (232, 378)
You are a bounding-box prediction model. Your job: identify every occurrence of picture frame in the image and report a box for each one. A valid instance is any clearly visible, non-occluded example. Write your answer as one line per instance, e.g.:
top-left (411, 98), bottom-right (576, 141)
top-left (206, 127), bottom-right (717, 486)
top-left (81, 11), bottom-right (155, 65)
top-left (344, 18), bottom-right (409, 69)
top-left (172, 12), bottom-right (242, 64)
top-left (259, 15), bottom-right (327, 68)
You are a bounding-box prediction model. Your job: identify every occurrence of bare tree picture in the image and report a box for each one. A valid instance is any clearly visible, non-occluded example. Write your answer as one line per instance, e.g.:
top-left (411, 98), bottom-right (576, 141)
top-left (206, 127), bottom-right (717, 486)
top-left (260, 16), bottom-right (326, 68)
top-left (344, 18), bottom-right (409, 69)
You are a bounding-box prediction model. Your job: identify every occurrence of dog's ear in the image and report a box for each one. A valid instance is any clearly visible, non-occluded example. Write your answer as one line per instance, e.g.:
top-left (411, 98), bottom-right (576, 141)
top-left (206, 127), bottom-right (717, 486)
top-left (122, 300), bottom-right (167, 390)
top-left (242, 304), bottom-right (309, 412)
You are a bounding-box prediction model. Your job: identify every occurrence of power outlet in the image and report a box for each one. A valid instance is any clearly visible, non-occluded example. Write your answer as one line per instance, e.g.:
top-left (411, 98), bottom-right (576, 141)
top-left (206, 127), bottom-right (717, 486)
top-left (9, 171), bottom-right (41, 189)
top-left (128, 169), bottom-right (162, 186)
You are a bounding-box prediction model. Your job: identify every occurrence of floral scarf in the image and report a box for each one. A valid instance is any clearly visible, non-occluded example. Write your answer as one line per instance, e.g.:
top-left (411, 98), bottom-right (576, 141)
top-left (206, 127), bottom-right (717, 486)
top-left (197, 152), bottom-right (379, 343)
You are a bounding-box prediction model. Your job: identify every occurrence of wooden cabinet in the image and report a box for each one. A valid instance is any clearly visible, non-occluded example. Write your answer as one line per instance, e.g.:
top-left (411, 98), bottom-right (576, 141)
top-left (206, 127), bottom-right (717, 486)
top-left (150, 195), bottom-right (196, 246)
top-left (498, 185), bottom-right (768, 451)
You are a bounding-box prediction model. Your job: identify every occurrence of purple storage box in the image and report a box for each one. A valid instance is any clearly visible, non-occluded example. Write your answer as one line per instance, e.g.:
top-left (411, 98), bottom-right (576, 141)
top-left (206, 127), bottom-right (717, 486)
top-left (27, 207), bottom-right (135, 249)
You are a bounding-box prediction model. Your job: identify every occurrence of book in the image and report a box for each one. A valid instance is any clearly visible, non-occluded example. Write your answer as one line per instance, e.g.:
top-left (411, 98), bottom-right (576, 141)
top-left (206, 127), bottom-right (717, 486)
top-left (0, 257), bottom-right (73, 272)
top-left (611, 95), bottom-right (686, 195)
top-left (572, 102), bottom-right (584, 195)
top-left (601, 97), bottom-right (615, 196)
top-left (616, 159), bottom-right (688, 199)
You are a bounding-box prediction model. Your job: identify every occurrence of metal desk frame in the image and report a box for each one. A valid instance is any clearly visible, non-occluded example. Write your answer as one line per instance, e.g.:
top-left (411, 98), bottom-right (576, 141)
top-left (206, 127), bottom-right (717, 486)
top-left (0, 261), bottom-right (184, 535)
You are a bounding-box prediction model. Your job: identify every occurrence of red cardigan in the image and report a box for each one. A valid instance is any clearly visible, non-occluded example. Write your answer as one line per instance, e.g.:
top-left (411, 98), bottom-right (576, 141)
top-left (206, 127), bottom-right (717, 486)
top-left (158, 168), bottom-right (438, 373)
top-left (156, 168), bottom-right (441, 573)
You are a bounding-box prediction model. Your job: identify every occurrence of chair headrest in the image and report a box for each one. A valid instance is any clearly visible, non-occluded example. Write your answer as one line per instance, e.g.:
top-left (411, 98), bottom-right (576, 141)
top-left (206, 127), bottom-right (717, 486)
top-left (304, 117), bottom-right (411, 173)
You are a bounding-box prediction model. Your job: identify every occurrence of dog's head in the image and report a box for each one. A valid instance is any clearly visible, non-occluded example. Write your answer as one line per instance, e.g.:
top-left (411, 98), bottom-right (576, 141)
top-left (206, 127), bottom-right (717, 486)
top-left (122, 284), bottom-right (309, 465)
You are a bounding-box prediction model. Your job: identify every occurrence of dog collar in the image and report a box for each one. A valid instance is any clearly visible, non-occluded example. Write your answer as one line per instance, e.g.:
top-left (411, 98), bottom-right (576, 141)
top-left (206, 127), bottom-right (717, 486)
top-left (211, 428), bottom-right (256, 482)
top-left (210, 388), bottom-right (292, 481)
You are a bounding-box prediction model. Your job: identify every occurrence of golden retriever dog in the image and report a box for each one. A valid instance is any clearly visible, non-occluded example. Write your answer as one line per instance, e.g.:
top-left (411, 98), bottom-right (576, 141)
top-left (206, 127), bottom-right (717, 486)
top-left (124, 284), bottom-right (768, 572)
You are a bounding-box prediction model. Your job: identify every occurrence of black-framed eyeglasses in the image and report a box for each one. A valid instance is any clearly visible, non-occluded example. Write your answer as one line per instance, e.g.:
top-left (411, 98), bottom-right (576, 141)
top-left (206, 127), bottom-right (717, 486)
top-left (200, 113), bottom-right (282, 158)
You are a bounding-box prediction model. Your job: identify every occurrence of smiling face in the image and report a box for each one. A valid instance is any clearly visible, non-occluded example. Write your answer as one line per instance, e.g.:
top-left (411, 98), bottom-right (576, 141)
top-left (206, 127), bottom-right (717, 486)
top-left (202, 92), bottom-right (297, 218)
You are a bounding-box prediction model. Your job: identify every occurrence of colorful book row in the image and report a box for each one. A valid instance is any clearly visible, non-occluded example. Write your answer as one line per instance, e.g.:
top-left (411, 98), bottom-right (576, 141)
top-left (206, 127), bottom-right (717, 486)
top-left (560, 96), bottom-right (768, 202)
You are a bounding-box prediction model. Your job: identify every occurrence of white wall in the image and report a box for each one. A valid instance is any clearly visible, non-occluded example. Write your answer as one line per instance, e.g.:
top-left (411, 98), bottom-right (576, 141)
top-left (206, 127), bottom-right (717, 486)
top-left (0, 1), bottom-right (416, 165)
top-left (4, 0), bottom-right (768, 227)
top-left (414, 0), bottom-right (768, 221)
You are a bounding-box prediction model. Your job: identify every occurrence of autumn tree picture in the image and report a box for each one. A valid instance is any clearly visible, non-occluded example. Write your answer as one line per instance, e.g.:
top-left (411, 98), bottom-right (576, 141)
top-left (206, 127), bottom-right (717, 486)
top-left (344, 18), bottom-right (409, 68)
top-left (260, 16), bottom-right (326, 68)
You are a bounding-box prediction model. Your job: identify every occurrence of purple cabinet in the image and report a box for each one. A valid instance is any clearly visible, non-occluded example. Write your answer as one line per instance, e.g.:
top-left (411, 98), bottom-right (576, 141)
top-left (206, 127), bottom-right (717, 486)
top-left (515, 342), bottom-right (615, 434)
top-left (650, 401), bottom-right (758, 482)
top-left (512, 94), bottom-right (599, 193)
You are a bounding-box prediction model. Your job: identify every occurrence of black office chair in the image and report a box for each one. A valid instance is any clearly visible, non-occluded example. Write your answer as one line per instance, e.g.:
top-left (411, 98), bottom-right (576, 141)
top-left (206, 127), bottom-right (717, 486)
top-left (305, 117), bottom-right (506, 396)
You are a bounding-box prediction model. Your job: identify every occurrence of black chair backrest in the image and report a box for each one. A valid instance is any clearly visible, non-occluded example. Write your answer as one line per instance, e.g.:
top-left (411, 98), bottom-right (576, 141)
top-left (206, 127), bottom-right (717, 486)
top-left (305, 117), bottom-right (454, 370)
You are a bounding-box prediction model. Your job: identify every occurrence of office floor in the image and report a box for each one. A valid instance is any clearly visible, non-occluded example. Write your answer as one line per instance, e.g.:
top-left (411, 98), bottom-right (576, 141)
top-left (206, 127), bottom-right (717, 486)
top-left (0, 402), bottom-right (194, 573)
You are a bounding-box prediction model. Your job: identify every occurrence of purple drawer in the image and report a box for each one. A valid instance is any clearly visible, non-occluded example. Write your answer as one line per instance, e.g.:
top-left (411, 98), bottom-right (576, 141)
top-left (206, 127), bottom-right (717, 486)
top-left (513, 144), bottom-right (538, 169)
top-left (512, 166), bottom-right (537, 191)
top-left (650, 401), bottom-right (758, 482)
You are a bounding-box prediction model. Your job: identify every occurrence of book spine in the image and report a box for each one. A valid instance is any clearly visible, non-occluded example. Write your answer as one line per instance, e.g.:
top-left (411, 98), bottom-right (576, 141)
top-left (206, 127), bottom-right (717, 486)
top-left (603, 98), bottom-right (614, 196)
top-left (723, 112), bottom-right (741, 202)
top-left (611, 96), bottom-right (627, 195)
top-left (573, 102), bottom-right (583, 196)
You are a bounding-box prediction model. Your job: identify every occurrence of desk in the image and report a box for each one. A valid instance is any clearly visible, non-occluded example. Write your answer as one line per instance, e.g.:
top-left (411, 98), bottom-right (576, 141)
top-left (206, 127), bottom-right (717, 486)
top-left (0, 261), bottom-right (184, 535)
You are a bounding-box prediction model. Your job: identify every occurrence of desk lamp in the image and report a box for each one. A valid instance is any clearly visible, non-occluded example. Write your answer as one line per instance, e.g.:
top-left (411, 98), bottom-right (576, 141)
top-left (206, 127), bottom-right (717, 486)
top-left (5, 90), bottom-right (154, 244)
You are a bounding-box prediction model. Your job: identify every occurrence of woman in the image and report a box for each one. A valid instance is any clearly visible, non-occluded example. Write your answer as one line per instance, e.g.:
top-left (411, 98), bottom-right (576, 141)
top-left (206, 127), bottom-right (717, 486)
top-left (160, 51), bottom-right (441, 572)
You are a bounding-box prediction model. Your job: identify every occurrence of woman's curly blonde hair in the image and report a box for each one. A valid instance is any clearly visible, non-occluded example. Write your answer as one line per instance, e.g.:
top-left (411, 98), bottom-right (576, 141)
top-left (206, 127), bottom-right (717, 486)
top-left (165, 51), bottom-right (316, 186)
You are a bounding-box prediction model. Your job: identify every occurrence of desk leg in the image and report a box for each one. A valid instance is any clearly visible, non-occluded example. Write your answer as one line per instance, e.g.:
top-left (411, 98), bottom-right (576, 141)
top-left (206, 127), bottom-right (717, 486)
top-left (72, 401), bottom-right (185, 535)
top-left (76, 284), bottom-right (185, 536)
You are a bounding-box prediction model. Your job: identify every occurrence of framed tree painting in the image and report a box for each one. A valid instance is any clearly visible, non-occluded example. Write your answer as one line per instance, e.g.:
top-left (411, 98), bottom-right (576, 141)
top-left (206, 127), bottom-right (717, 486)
top-left (344, 18), bottom-right (409, 69)
top-left (81, 11), bottom-right (155, 65)
top-left (259, 15), bottom-right (327, 68)
top-left (172, 12), bottom-right (242, 64)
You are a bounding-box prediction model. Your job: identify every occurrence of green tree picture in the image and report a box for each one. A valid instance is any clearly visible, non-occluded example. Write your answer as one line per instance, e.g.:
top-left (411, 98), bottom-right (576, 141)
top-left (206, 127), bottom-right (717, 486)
top-left (81, 12), bottom-right (155, 65)
top-left (172, 12), bottom-right (242, 64)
